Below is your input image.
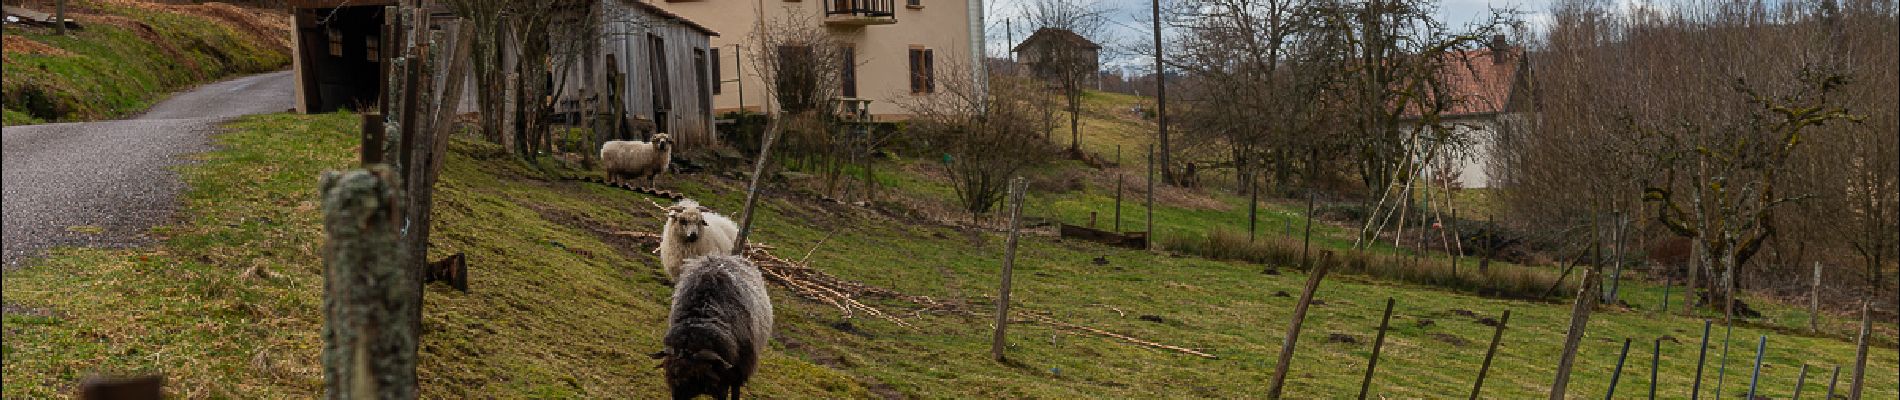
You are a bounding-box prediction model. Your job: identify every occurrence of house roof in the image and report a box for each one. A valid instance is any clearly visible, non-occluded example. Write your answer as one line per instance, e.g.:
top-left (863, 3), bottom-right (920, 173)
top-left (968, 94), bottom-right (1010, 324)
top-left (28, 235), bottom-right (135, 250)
top-left (1404, 48), bottom-right (1523, 118)
top-left (1012, 28), bottom-right (1100, 53)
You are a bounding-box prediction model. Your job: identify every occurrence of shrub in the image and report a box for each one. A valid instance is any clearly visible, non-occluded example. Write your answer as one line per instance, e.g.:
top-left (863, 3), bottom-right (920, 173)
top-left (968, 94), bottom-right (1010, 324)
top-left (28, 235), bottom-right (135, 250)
top-left (1164, 228), bottom-right (1577, 299)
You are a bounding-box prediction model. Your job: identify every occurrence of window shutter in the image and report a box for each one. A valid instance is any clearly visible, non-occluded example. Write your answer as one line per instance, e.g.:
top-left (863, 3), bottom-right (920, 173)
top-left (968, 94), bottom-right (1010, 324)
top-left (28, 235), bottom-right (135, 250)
top-left (924, 49), bottom-right (935, 93)
top-left (841, 46), bottom-right (857, 98)
top-left (908, 49), bottom-right (922, 93)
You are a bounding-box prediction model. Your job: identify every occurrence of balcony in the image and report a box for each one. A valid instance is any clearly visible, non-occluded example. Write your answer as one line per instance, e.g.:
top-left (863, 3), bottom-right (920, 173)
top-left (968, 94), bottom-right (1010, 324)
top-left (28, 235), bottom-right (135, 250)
top-left (824, 0), bottom-right (896, 26)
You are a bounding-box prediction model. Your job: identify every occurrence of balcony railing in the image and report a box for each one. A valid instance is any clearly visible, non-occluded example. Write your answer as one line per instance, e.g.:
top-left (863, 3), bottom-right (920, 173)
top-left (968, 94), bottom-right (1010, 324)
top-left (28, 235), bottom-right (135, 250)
top-left (824, 0), bottom-right (896, 25)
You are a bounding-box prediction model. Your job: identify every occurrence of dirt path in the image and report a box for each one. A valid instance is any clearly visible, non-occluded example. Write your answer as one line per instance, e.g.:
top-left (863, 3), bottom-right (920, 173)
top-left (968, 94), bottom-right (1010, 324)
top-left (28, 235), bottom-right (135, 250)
top-left (1, 71), bottom-right (293, 268)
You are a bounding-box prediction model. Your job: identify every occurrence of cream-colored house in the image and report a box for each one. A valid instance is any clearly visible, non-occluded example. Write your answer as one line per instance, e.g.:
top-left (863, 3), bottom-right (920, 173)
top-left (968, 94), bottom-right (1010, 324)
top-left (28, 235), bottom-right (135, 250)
top-left (650, 0), bottom-right (983, 119)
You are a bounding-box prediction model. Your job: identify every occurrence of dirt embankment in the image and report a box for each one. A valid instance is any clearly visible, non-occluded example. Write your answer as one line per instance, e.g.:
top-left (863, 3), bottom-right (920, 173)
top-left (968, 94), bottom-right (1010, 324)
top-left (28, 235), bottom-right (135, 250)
top-left (2, 0), bottom-right (292, 123)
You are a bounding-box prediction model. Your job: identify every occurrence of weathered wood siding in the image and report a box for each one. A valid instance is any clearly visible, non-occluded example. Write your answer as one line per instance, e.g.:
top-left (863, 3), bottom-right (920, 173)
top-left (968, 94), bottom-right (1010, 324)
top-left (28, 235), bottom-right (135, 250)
top-left (556, 0), bottom-right (716, 148)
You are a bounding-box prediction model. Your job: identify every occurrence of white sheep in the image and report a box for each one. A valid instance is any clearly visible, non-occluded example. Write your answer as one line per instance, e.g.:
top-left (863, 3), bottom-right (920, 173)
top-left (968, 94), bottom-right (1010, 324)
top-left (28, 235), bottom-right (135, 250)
top-left (651, 255), bottom-right (774, 399)
top-left (599, 133), bottom-right (673, 185)
top-left (659, 199), bottom-right (739, 281)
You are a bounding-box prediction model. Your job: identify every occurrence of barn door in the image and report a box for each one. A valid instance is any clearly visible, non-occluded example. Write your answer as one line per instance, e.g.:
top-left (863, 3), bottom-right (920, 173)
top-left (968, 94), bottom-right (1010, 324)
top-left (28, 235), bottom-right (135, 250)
top-left (648, 34), bottom-right (670, 136)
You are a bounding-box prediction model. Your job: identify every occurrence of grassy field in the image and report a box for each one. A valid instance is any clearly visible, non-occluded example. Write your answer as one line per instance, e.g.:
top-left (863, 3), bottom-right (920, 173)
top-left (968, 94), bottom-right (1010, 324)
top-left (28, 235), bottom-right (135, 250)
top-left (3, 104), bottom-right (1895, 398)
top-left (1, 0), bottom-right (289, 125)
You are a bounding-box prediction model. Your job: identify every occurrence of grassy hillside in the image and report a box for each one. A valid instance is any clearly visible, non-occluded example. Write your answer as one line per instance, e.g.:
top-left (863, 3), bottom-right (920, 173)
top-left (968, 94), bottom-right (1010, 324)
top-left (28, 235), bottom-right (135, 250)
top-left (3, 106), bottom-right (1894, 398)
top-left (1, 0), bottom-right (290, 125)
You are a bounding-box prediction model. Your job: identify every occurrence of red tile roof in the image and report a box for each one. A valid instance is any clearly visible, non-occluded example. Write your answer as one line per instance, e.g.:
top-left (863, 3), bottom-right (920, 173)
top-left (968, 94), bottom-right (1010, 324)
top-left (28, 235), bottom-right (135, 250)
top-left (1405, 48), bottom-right (1522, 118)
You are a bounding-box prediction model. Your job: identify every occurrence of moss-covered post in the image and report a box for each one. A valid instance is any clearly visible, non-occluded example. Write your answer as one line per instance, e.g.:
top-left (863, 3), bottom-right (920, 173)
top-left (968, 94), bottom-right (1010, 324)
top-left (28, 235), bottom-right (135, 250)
top-left (319, 168), bottom-right (417, 399)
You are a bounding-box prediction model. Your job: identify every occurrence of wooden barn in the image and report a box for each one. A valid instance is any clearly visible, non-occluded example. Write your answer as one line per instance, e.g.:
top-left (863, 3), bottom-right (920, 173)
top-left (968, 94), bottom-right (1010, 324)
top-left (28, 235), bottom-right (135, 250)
top-left (553, 0), bottom-right (720, 148)
top-left (288, 0), bottom-right (399, 113)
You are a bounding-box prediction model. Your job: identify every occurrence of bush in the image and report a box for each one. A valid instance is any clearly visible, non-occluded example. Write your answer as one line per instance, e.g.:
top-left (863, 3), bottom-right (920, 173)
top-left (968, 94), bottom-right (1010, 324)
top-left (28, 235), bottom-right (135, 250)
top-left (1164, 228), bottom-right (1576, 299)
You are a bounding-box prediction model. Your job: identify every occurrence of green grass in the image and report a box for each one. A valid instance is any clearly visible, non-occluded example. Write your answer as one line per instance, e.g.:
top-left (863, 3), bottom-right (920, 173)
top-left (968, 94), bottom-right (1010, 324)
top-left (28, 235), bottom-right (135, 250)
top-left (4, 105), bottom-right (1896, 398)
top-left (0, 0), bottom-right (288, 124)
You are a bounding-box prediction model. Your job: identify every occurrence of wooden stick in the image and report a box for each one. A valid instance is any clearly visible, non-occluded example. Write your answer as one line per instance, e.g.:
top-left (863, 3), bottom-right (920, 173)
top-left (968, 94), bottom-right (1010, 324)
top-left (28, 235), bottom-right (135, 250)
top-left (1848, 302), bottom-right (1870, 399)
top-left (1746, 335), bottom-right (1766, 399)
top-left (1470, 309), bottom-right (1511, 400)
top-left (1715, 321), bottom-right (1733, 400)
top-left (1825, 365), bottom-right (1841, 400)
top-left (1023, 313), bottom-right (1217, 359)
top-left (1792, 364), bottom-right (1808, 400)
top-left (1608, 338), bottom-right (1632, 399)
top-left (992, 178), bottom-right (1027, 362)
top-left (1649, 337), bottom-right (1662, 400)
top-left (1692, 319), bottom-right (1711, 400)
top-left (1268, 253), bottom-right (1332, 399)
top-left (1549, 262), bottom-right (1601, 399)
top-left (1358, 298), bottom-right (1396, 400)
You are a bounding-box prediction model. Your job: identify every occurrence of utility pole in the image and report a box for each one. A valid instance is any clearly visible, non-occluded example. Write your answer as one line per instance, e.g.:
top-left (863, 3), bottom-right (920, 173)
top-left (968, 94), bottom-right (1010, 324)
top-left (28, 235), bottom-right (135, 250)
top-left (1150, 0), bottom-right (1171, 185)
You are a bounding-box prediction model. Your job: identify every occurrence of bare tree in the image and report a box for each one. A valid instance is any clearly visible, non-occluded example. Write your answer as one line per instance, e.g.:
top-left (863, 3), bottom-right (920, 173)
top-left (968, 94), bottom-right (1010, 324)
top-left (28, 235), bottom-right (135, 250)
top-left (899, 65), bottom-right (1060, 214)
top-left (1021, 0), bottom-right (1112, 157)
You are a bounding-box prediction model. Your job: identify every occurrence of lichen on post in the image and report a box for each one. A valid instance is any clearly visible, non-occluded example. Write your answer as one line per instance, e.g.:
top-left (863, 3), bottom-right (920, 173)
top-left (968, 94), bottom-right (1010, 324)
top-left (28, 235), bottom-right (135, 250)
top-left (319, 167), bottom-right (417, 399)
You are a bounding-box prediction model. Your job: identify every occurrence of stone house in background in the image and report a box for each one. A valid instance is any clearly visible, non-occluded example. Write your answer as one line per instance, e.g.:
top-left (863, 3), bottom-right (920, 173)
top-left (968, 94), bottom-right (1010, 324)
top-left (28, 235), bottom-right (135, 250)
top-left (1012, 27), bottom-right (1100, 88)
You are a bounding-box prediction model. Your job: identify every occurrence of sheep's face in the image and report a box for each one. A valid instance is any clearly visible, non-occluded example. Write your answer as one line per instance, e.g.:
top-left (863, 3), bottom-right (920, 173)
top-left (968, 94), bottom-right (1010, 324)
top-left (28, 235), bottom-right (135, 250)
top-left (652, 324), bottom-right (740, 399)
top-left (668, 204), bottom-right (714, 243)
top-left (651, 133), bottom-right (673, 151)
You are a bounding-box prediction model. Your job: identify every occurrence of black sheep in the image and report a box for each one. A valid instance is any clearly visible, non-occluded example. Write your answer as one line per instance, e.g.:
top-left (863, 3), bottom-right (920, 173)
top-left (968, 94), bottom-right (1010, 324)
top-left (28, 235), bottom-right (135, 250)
top-left (652, 255), bottom-right (774, 399)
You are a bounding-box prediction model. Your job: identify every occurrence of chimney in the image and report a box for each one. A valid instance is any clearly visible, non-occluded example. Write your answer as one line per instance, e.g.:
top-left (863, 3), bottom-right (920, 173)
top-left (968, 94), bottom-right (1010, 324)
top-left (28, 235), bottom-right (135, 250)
top-left (1490, 35), bottom-right (1510, 65)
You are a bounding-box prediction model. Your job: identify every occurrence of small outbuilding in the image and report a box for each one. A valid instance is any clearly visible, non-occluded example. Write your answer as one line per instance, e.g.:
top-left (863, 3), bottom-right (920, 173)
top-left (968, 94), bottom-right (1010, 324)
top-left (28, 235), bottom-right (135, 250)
top-left (1013, 27), bottom-right (1101, 88)
top-left (552, 0), bottom-right (720, 147)
top-left (288, 0), bottom-right (398, 113)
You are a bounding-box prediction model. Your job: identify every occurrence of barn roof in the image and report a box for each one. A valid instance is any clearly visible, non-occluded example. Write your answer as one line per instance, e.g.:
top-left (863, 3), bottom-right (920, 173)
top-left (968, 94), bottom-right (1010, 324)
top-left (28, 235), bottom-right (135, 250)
top-left (1012, 28), bottom-right (1100, 53)
top-left (624, 0), bottom-right (718, 37)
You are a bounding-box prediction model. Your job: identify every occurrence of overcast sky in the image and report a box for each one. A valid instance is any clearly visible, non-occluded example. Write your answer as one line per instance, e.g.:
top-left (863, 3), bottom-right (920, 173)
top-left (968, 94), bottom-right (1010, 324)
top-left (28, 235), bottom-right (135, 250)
top-left (981, 0), bottom-right (1554, 70)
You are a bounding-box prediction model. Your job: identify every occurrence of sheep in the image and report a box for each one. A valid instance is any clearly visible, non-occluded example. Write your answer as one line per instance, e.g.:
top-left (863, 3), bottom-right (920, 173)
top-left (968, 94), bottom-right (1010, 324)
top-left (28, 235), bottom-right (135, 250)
top-left (659, 199), bottom-right (740, 281)
top-left (600, 133), bottom-right (673, 186)
top-left (651, 255), bottom-right (774, 400)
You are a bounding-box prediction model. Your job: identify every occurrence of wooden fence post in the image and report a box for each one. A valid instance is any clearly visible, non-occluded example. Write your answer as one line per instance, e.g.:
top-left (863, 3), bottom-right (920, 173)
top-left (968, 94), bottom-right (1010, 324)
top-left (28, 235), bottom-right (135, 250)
top-left (1249, 179), bottom-right (1259, 242)
top-left (1848, 302), bottom-right (1870, 399)
top-left (1746, 335), bottom-right (1766, 399)
top-left (1469, 309), bottom-right (1510, 400)
top-left (1692, 319), bottom-right (1711, 400)
top-left (990, 177), bottom-right (1027, 362)
top-left (1811, 262), bottom-right (1822, 333)
top-left (1649, 337), bottom-right (1661, 400)
top-left (1792, 364), bottom-right (1808, 400)
top-left (1145, 145), bottom-right (1154, 250)
top-left (1549, 264), bottom-right (1601, 399)
top-left (1114, 174), bottom-right (1122, 232)
top-left (1267, 252), bottom-right (1332, 399)
top-left (319, 168), bottom-right (417, 399)
top-left (1357, 298), bottom-right (1396, 400)
top-left (1607, 338), bottom-right (1631, 399)
top-left (1825, 364), bottom-right (1841, 400)
top-left (1715, 321), bottom-right (1733, 400)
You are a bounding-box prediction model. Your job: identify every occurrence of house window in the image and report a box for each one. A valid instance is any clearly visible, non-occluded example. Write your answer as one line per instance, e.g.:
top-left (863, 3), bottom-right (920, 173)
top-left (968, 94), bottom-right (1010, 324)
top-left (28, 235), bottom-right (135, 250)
top-left (364, 35), bottom-right (380, 61)
top-left (841, 46), bottom-right (857, 98)
top-left (327, 28), bottom-right (344, 57)
top-left (908, 47), bottom-right (934, 94)
top-left (710, 47), bottom-right (722, 95)
top-left (907, 0), bottom-right (922, 8)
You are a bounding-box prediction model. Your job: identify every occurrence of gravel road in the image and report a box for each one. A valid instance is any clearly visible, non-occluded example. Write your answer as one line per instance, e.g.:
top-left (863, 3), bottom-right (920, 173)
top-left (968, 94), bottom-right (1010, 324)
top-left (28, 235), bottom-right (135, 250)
top-left (2, 71), bottom-right (294, 268)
